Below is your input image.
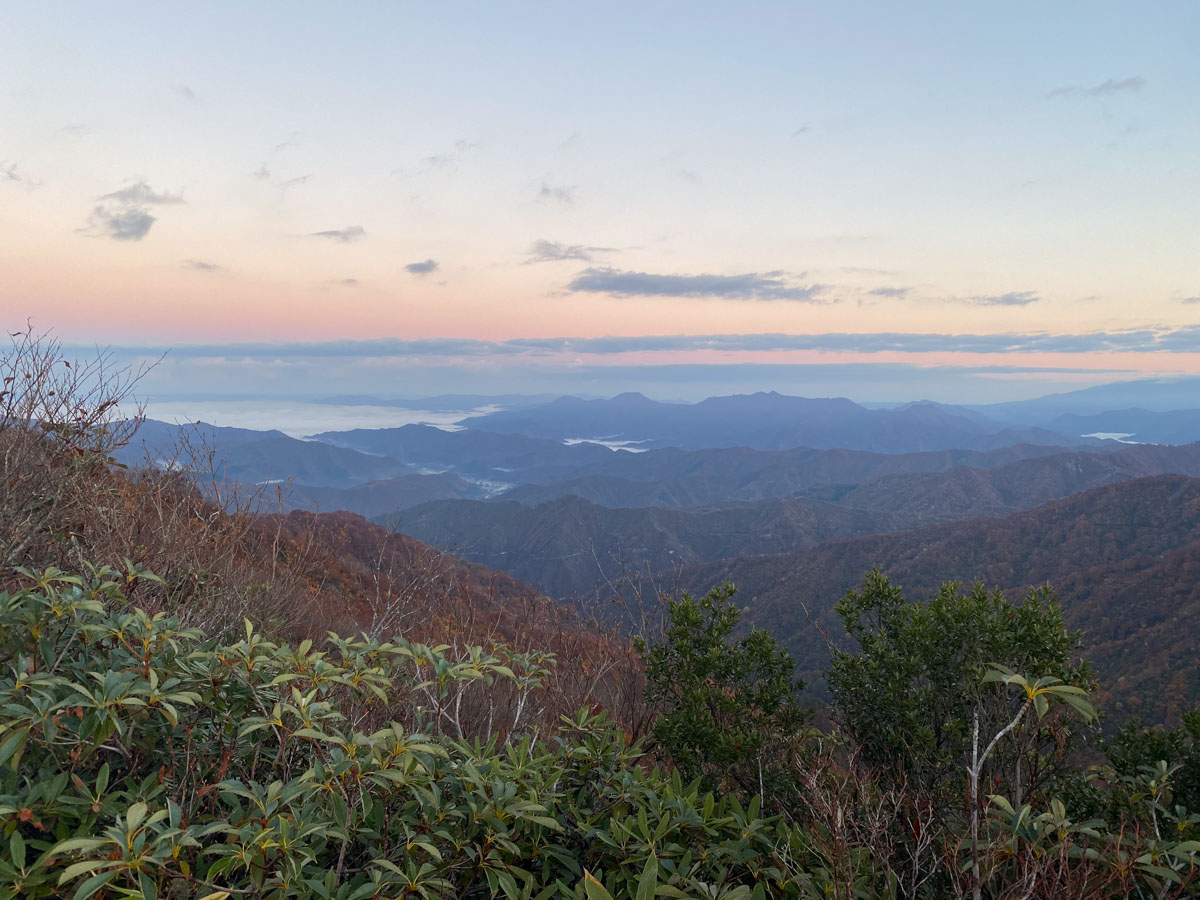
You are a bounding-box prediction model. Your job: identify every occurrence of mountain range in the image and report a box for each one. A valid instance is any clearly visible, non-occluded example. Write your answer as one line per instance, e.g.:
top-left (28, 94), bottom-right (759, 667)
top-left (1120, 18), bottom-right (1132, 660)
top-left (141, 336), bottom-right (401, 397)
top-left (459, 392), bottom-right (1093, 452)
top-left (383, 442), bottom-right (1200, 597)
top-left (684, 474), bottom-right (1200, 725)
top-left (119, 382), bottom-right (1200, 726)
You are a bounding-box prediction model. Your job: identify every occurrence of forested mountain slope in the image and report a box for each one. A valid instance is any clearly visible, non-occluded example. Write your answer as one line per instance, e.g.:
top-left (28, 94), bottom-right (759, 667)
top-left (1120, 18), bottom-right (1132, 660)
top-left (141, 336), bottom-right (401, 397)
top-left (683, 474), bottom-right (1200, 723)
top-left (385, 444), bottom-right (1200, 600)
top-left (385, 494), bottom-right (917, 598)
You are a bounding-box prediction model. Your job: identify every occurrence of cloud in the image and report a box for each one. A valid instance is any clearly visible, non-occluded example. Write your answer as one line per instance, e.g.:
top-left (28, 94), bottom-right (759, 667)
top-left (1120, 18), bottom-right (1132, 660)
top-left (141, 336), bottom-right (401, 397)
top-left (174, 85), bottom-right (197, 101)
top-left (1047, 76), bottom-right (1146, 99)
top-left (420, 139), bottom-right (480, 171)
top-left (83, 179), bottom-right (185, 241)
top-left (791, 124), bottom-right (812, 137)
top-left (310, 226), bottom-right (366, 243)
top-left (677, 168), bottom-right (702, 184)
top-left (99, 180), bottom-right (184, 205)
top-left (567, 267), bottom-right (828, 302)
top-left (103, 326), bottom-right (1200, 362)
top-left (55, 123), bottom-right (89, 138)
top-left (537, 182), bottom-right (576, 205)
top-left (252, 163), bottom-right (311, 190)
top-left (841, 266), bottom-right (898, 276)
top-left (868, 286), bottom-right (910, 298)
top-left (1182, 296), bottom-right (1200, 305)
top-left (273, 132), bottom-right (301, 153)
top-left (525, 239), bottom-right (615, 264)
top-left (86, 207), bottom-right (156, 241)
top-left (405, 259), bottom-right (439, 276)
top-left (340, 278), bottom-right (359, 287)
top-left (969, 291), bottom-right (1039, 307)
top-left (182, 259), bottom-right (224, 272)
top-left (0, 161), bottom-right (39, 189)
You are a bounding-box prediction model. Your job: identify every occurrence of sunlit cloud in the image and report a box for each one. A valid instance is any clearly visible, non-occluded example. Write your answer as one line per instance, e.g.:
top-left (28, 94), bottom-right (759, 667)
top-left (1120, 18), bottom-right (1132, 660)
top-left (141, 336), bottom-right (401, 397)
top-left (537, 182), bottom-right (576, 205)
top-left (79, 179), bottom-right (185, 242)
top-left (310, 226), bottom-right (365, 243)
top-left (124, 326), bottom-right (1200, 361)
top-left (567, 268), bottom-right (827, 302)
top-left (99, 181), bottom-right (184, 206)
top-left (969, 291), bottom-right (1039, 307)
top-left (405, 259), bottom-right (438, 276)
top-left (524, 239), bottom-right (614, 264)
top-left (0, 161), bottom-right (39, 190)
top-left (420, 139), bottom-right (480, 170)
top-left (182, 259), bottom-right (224, 272)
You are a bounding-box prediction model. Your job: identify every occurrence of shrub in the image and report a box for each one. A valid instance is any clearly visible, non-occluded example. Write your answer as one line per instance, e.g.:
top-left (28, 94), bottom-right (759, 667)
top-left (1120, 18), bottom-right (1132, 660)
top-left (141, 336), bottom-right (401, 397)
top-left (640, 582), bottom-right (807, 805)
top-left (0, 566), bottom-right (793, 899)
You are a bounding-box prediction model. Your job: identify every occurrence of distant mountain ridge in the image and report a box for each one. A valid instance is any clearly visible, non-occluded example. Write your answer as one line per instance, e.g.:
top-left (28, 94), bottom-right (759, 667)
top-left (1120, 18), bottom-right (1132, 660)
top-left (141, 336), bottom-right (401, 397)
top-left (459, 391), bottom-right (1092, 453)
top-left (1049, 408), bottom-right (1200, 445)
top-left (120, 420), bottom-right (416, 488)
top-left (315, 424), bottom-right (1101, 510)
top-left (973, 377), bottom-right (1200, 424)
top-left (381, 443), bottom-right (1200, 600)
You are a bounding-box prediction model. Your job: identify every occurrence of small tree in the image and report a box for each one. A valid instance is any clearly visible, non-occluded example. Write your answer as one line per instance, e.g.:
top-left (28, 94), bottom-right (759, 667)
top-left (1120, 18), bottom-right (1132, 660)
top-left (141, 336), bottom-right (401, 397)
top-left (827, 569), bottom-right (1092, 821)
top-left (0, 326), bottom-right (149, 570)
top-left (641, 582), bottom-right (807, 802)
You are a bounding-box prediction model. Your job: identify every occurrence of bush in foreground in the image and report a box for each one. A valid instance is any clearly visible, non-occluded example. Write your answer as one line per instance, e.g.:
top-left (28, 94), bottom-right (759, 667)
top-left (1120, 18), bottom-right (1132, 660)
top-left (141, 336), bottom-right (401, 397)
top-left (2, 566), bottom-right (1199, 899)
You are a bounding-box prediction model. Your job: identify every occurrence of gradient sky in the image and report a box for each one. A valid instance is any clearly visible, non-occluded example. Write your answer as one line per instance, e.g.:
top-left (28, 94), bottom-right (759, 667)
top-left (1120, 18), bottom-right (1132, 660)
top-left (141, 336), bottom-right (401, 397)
top-left (2, 1), bottom-right (1198, 404)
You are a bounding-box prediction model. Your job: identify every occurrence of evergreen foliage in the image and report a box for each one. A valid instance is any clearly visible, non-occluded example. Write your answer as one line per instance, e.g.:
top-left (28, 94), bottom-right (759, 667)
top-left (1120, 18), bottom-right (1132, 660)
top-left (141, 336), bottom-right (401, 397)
top-left (2, 564), bottom-right (1198, 898)
top-left (828, 570), bottom-right (1092, 815)
top-left (641, 583), bottom-right (807, 801)
top-left (0, 567), bottom-right (789, 899)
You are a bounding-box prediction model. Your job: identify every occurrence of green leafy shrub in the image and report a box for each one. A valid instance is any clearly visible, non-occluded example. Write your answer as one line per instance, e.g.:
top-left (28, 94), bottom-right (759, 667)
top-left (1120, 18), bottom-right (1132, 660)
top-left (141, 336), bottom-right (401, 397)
top-left (827, 570), bottom-right (1092, 814)
top-left (0, 566), bottom-right (795, 899)
top-left (2, 562), bottom-right (1197, 898)
top-left (640, 583), bottom-right (807, 804)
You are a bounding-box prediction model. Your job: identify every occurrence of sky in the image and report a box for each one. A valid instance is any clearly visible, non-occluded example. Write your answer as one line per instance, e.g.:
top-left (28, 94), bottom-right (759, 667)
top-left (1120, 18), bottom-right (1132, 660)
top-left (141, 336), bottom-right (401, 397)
top-left (2, 1), bottom-right (1198, 406)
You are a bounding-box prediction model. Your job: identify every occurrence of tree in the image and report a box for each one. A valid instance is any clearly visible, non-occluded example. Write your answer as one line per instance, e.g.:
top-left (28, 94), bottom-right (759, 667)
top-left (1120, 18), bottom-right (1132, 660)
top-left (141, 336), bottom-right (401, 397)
top-left (0, 326), bottom-right (148, 569)
top-left (827, 570), bottom-right (1092, 817)
top-left (641, 582), bottom-right (807, 802)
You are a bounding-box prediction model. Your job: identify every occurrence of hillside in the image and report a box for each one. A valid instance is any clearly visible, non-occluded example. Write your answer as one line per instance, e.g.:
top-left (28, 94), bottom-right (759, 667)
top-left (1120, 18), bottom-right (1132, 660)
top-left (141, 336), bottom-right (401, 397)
top-left (282, 472), bottom-right (483, 516)
top-left (495, 442), bottom-right (1085, 508)
top-left (819, 441), bottom-right (1200, 522)
top-left (682, 474), bottom-right (1200, 724)
top-left (121, 420), bottom-right (416, 487)
top-left (385, 494), bottom-right (915, 598)
top-left (384, 443), bottom-right (1200, 601)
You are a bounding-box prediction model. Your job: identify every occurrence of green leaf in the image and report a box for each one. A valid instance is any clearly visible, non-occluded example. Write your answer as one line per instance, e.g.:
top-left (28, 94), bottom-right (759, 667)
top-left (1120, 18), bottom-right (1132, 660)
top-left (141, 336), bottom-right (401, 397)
top-left (60, 860), bottom-right (117, 882)
top-left (9, 831), bottom-right (26, 870)
top-left (0, 727), bottom-right (28, 770)
top-left (73, 869), bottom-right (118, 900)
top-left (582, 870), bottom-right (614, 900)
top-left (635, 854), bottom-right (659, 900)
top-left (49, 837), bottom-right (109, 857)
top-left (127, 801), bottom-right (148, 832)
